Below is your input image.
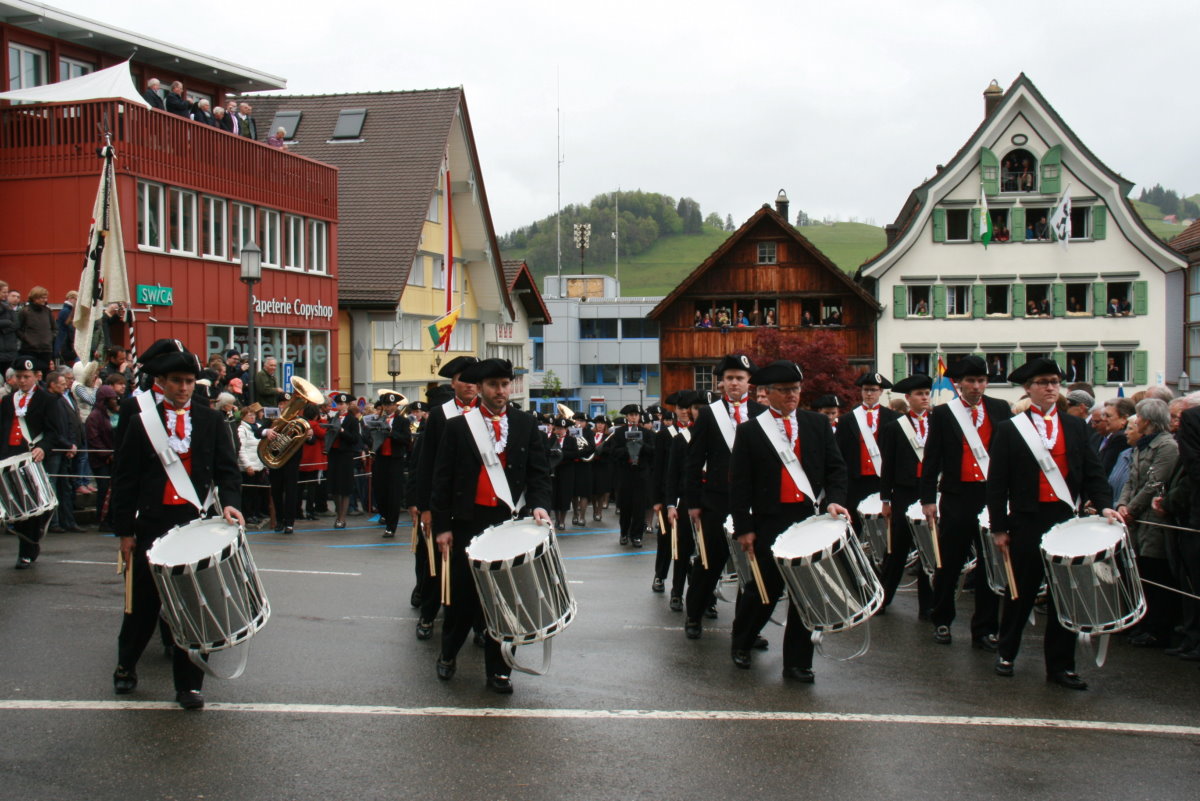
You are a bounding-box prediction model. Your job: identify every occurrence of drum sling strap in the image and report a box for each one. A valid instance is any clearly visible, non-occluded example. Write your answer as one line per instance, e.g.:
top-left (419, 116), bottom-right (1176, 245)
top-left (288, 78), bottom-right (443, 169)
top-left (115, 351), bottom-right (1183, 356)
top-left (851, 407), bottom-right (883, 475)
top-left (754, 410), bottom-right (820, 503)
top-left (464, 407), bottom-right (526, 513)
top-left (948, 400), bottom-right (990, 478)
top-left (896, 416), bottom-right (924, 462)
top-left (1011, 413), bottom-right (1076, 509)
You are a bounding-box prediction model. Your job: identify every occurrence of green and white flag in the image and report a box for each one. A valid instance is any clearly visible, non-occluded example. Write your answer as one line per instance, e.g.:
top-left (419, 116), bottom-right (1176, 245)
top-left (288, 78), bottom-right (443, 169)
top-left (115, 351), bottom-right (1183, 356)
top-left (979, 183), bottom-right (993, 247)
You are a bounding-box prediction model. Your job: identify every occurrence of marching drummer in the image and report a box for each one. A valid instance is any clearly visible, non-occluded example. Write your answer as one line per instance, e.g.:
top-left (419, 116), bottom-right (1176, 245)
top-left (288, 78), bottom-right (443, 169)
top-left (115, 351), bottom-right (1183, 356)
top-left (369, 390), bottom-right (411, 538)
top-left (986, 357), bottom-right (1117, 690)
top-left (729, 360), bottom-right (849, 683)
top-left (835, 370), bottom-right (899, 528)
top-left (429, 358), bottom-right (552, 694)
top-left (110, 340), bottom-right (243, 710)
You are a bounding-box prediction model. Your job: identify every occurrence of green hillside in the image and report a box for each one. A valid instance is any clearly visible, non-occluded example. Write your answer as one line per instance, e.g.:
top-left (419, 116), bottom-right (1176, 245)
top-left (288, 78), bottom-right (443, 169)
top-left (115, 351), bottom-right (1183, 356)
top-left (1130, 199), bottom-right (1186, 241)
top-left (801, 223), bottom-right (888, 273)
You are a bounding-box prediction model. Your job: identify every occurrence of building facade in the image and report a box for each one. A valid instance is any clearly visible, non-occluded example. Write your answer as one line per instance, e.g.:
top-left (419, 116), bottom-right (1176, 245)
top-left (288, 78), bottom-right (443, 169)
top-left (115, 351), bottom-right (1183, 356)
top-left (860, 76), bottom-right (1186, 399)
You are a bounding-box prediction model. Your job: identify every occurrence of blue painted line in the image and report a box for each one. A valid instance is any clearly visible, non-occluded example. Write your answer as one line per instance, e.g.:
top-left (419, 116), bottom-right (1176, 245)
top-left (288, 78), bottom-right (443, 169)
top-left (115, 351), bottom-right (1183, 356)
top-left (562, 551), bottom-right (656, 560)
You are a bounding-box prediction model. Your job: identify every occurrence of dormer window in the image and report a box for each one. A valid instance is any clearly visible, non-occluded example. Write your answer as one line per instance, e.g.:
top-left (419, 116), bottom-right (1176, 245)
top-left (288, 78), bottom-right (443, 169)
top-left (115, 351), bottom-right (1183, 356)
top-left (331, 108), bottom-right (367, 140)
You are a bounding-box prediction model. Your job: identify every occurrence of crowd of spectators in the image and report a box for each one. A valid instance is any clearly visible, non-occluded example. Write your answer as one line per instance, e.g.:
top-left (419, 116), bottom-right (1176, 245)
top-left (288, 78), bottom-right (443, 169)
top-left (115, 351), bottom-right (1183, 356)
top-left (143, 78), bottom-right (260, 140)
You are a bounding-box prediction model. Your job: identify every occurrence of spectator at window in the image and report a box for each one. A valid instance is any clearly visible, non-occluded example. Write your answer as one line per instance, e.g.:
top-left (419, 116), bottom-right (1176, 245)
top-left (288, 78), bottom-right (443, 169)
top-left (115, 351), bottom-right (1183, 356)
top-left (825, 309), bottom-right (842, 326)
top-left (1038, 298), bottom-right (1051, 317)
top-left (1068, 298), bottom-right (1080, 313)
top-left (1001, 158), bottom-right (1016, 191)
top-left (1107, 298), bottom-right (1121, 317)
top-left (165, 81), bottom-right (193, 118)
top-left (1018, 159), bottom-right (1035, 191)
top-left (801, 310), bottom-right (814, 327)
top-left (694, 310), bottom-right (702, 327)
top-left (736, 309), bottom-right (749, 327)
top-left (1035, 216), bottom-right (1049, 240)
top-left (1026, 300), bottom-right (1039, 316)
top-left (995, 225), bottom-right (1010, 242)
top-left (750, 309), bottom-right (761, 326)
top-left (765, 308), bottom-right (776, 326)
top-left (1107, 357), bottom-right (1122, 382)
top-left (989, 357), bottom-right (1004, 380)
top-left (192, 99), bottom-right (218, 127)
top-left (700, 313), bottom-right (712, 328)
top-left (223, 100), bottom-right (241, 135)
top-left (1119, 298), bottom-right (1133, 316)
top-left (143, 77), bottom-right (165, 110)
top-left (914, 299), bottom-right (928, 316)
top-left (1025, 222), bottom-right (1034, 239)
top-left (267, 127), bottom-right (289, 150)
top-left (1065, 359), bottom-right (1083, 383)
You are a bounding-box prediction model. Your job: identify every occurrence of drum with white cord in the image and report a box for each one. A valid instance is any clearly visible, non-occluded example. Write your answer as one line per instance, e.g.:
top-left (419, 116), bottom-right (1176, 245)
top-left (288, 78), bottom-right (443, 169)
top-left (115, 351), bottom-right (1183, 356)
top-left (857, 493), bottom-right (888, 568)
top-left (0, 452), bottom-right (57, 523)
top-left (976, 508), bottom-right (1008, 596)
top-left (1040, 516), bottom-right (1145, 635)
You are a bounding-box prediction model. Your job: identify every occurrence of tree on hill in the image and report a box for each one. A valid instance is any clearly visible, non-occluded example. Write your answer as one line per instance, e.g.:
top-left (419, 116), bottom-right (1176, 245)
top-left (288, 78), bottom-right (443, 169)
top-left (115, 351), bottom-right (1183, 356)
top-left (725, 214), bottom-right (736, 231)
top-left (1139, 184), bottom-right (1200, 219)
top-left (704, 212), bottom-right (724, 229)
top-left (795, 209), bottom-right (810, 226)
top-left (744, 329), bottom-right (859, 409)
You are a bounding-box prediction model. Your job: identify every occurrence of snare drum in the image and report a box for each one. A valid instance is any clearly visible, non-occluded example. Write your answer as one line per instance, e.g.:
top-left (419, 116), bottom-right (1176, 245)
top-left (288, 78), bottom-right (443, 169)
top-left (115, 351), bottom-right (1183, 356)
top-left (723, 514), bottom-right (753, 592)
top-left (976, 508), bottom-right (1007, 596)
top-left (1040, 517), bottom-right (1146, 635)
top-left (0, 453), bottom-right (57, 523)
top-left (905, 501), bottom-right (939, 579)
top-left (771, 514), bottom-right (883, 633)
top-left (146, 518), bottom-right (271, 654)
top-left (467, 519), bottom-right (576, 670)
top-left (857, 493), bottom-right (888, 568)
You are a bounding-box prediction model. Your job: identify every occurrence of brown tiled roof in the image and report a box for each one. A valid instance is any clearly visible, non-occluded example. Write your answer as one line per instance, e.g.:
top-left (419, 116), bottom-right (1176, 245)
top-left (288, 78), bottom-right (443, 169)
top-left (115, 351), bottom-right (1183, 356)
top-left (1168, 218), bottom-right (1200, 256)
top-left (502, 259), bottom-right (551, 323)
top-left (250, 89), bottom-right (492, 307)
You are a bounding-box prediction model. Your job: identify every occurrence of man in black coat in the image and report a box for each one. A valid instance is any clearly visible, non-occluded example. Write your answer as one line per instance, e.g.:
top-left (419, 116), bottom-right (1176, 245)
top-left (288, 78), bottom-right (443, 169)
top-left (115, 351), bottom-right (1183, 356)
top-left (1, 355), bottom-right (65, 568)
top-left (368, 390), bottom-right (411, 539)
top-left (609, 404), bottom-right (655, 548)
top-left (44, 368), bottom-right (83, 533)
top-left (143, 78), bottom-right (165, 110)
top-left (729, 361), bottom-right (849, 682)
top-left (110, 343), bottom-right (243, 710)
top-left (684, 354), bottom-right (763, 638)
top-left (164, 81), bottom-right (193, 118)
top-left (1172, 405), bottom-right (1200, 658)
top-left (987, 358), bottom-right (1117, 690)
top-left (660, 391), bottom-right (702, 610)
top-left (835, 369), bottom-right (899, 518)
top-left (430, 358), bottom-right (552, 694)
top-left (920, 355), bottom-right (1009, 648)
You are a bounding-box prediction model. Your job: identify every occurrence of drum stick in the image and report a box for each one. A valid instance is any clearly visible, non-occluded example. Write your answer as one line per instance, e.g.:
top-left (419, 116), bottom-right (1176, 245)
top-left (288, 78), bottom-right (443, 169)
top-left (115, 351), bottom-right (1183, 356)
top-left (425, 523), bottom-right (437, 577)
top-left (410, 522), bottom-right (418, 554)
top-left (657, 509), bottom-right (666, 539)
top-left (117, 552), bottom-right (133, 615)
top-left (695, 517), bottom-right (709, 570)
top-left (886, 518), bottom-right (893, 555)
top-left (670, 516), bottom-right (678, 561)
top-left (1002, 545), bottom-right (1019, 600)
top-left (930, 518), bottom-right (943, 569)
top-left (441, 550), bottom-right (451, 606)
top-left (747, 549), bottom-right (769, 605)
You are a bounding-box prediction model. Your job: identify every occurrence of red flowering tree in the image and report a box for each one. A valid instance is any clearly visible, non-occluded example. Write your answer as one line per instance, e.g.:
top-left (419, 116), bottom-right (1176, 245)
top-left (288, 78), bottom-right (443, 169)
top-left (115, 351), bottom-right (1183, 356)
top-left (742, 329), bottom-right (860, 409)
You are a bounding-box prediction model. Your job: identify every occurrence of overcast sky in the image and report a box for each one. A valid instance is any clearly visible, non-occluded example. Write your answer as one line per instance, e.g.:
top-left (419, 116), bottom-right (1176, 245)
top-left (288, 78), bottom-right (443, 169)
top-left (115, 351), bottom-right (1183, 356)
top-left (52, 0), bottom-right (1200, 233)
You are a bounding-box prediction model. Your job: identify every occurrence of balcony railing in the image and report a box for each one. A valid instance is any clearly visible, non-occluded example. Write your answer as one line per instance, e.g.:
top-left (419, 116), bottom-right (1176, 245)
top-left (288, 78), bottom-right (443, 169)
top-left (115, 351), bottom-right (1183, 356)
top-left (0, 99), bottom-right (337, 220)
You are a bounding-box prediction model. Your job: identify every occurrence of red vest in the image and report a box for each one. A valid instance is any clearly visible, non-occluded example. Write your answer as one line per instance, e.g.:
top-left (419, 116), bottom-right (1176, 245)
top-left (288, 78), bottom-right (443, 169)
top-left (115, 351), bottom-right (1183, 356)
top-left (1037, 414), bottom-right (1069, 503)
top-left (774, 412), bottom-right (806, 503)
top-left (378, 415), bottom-right (395, 457)
top-left (960, 403), bottom-right (992, 482)
top-left (859, 406), bottom-right (879, 476)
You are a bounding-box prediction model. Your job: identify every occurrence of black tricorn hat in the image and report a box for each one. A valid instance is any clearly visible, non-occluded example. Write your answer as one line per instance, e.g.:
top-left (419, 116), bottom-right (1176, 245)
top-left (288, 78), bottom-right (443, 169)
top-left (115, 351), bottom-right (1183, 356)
top-left (10, 354), bottom-right (44, 373)
top-left (751, 360), bottom-right (804, 386)
top-left (552, 417), bottom-right (570, 428)
top-left (712, 354), bottom-right (755, 377)
top-left (458, 358), bottom-right (513, 383)
top-left (378, 391), bottom-right (405, 405)
top-left (138, 337), bottom-right (188, 367)
top-left (893, 374), bottom-right (933, 394)
top-left (407, 401), bottom-right (430, 412)
top-left (812, 394), bottom-right (842, 410)
top-left (854, 369), bottom-right (892, 389)
top-left (1008, 357), bottom-right (1064, 385)
top-left (592, 415), bottom-right (608, 424)
top-left (144, 348), bottom-right (201, 378)
top-left (620, 403), bottom-right (643, 415)
top-left (330, 391), bottom-right (353, 404)
top-left (945, 355), bottom-right (988, 380)
top-left (664, 391), bottom-right (680, 406)
top-left (675, 389), bottom-right (703, 408)
top-left (438, 355), bottom-right (479, 379)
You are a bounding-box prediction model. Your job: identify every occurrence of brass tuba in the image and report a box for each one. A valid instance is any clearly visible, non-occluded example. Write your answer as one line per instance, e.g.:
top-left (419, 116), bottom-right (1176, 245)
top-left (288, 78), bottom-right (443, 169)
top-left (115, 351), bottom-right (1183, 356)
top-left (258, 376), bottom-right (326, 469)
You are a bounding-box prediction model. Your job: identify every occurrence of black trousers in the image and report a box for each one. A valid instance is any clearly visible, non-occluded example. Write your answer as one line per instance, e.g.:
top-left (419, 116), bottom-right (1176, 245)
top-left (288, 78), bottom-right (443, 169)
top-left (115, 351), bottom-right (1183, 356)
top-left (881, 488), bottom-right (933, 611)
top-left (1136, 555), bottom-right (1178, 642)
top-left (441, 504), bottom-right (508, 677)
top-left (997, 504), bottom-right (1077, 674)
top-left (730, 504), bottom-right (816, 670)
top-left (685, 505), bottom-right (731, 621)
top-left (116, 506), bottom-right (206, 692)
top-left (655, 509), bottom-right (695, 597)
top-left (617, 472), bottom-right (648, 540)
top-left (930, 484), bottom-right (999, 639)
top-left (373, 456), bottom-right (405, 532)
top-left (13, 513), bottom-right (50, 562)
top-left (1166, 529), bottom-right (1200, 650)
top-left (415, 527), bottom-right (442, 623)
top-left (269, 453), bottom-right (300, 527)
top-left (298, 469), bottom-right (318, 517)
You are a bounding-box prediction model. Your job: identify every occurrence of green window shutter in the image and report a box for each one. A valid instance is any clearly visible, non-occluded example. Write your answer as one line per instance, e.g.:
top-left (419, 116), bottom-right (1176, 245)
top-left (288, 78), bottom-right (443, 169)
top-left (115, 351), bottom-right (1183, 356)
top-left (892, 353), bottom-right (908, 381)
top-left (892, 284), bottom-right (907, 319)
top-left (1093, 351), bottom-right (1107, 385)
top-left (1093, 282), bottom-right (1107, 317)
top-left (1040, 145), bottom-right (1063, 194)
top-left (971, 208), bottom-right (982, 242)
top-left (980, 147), bottom-right (1000, 196)
top-left (1052, 350), bottom-right (1067, 371)
top-left (1092, 205), bottom-right (1107, 240)
top-left (1010, 207), bottom-right (1026, 241)
top-left (1052, 283), bottom-right (1066, 317)
top-left (1012, 283), bottom-right (1026, 317)
top-left (1133, 350), bottom-right (1149, 385)
top-left (932, 284), bottom-right (947, 318)
top-left (972, 284), bottom-right (986, 317)
top-left (1011, 352), bottom-right (1027, 370)
top-left (1133, 280), bottom-right (1149, 315)
top-left (932, 208), bottom-right (946, 243)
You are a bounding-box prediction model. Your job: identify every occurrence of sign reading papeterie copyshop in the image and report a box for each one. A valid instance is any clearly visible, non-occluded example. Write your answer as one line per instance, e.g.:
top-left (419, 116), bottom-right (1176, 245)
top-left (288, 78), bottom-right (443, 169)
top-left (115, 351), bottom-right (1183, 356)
top-left (136, 284), bottom-right (174, 306)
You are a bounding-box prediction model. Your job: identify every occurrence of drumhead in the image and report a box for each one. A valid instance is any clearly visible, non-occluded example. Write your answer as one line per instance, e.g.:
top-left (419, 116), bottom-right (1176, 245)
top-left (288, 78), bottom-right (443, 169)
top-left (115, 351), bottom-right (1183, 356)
top-left (906, 500), bottom-right (924, 521)
top-left (858, 493), bottom-right (883, 516)
top-left (1041, 516), bottom-right (1124, 559)
top-left (468, 520), bottom-right (550, 563)
top-left (773, 515), bottom-right (846, 559)
top-left (147, 519), bottom-right (241, 567)
top-left (978, 508), bottom-right (991, 529)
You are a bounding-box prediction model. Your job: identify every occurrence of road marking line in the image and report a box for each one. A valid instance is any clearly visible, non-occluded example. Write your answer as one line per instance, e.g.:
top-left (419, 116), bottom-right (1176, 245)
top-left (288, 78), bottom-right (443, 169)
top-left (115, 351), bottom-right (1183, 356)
top-left (0, 700), bottom-right (1196, 737)
top-left (57, 561), bottom-right (360, 577)
top-left (563, 552), bottom-right (657, 561)
top-left (58, 560), bottom-right (117, 566)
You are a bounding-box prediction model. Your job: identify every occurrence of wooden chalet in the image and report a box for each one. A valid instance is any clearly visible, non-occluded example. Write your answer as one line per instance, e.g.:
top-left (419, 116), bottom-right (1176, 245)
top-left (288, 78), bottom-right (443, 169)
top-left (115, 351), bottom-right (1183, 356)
top-left (647, 195), bottom-right (880, 392)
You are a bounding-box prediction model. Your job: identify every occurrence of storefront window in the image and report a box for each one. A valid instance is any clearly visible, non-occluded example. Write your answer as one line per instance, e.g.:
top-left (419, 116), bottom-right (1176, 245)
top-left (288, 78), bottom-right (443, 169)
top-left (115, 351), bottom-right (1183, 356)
top-left (208, 325), bottom-right (330, 391)
top-left (309, 331), bottom-right (329, 389)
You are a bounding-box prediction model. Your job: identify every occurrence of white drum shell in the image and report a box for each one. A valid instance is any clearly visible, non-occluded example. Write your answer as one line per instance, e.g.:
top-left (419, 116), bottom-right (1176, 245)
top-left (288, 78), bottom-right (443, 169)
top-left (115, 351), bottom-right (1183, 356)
top-left (905, 501), bottom-right (938, 579)
top-left (724, 514), bottom-right (753, 592)
top-left (146, 520), bottom-right (271, 653)
top-left (857, 493), bottom-right (887, 568)
top-left (976, 508), bottom-right (1007, 596)
top-left (467, 520), bottom-right (576, 646)
top-left (1039, 517), bottom-right (1146, 634)
top-left (0, 453), bottom-right (58, 523)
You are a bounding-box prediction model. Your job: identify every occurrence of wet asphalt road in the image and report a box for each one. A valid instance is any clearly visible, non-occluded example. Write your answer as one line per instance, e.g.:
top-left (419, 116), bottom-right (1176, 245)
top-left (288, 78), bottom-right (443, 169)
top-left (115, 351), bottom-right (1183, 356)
top-left (2, 513), bottom-right (1199, 801)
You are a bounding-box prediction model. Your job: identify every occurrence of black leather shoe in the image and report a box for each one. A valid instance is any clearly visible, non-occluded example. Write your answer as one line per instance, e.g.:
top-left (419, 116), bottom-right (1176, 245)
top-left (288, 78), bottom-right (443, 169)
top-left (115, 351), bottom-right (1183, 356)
top-left (782, 666), bottom-right (815, 683)
top-left (631, 538), bottom-right (642, 548)
top-left (473, 632), bottom-right (487, 648)
top-left (684, 619), bottom-right (701, 639)
top-left (382, 529), bottom-right (395, 539)
top-left (283, 526), bottom-right (294, 535)
top-left (651, 577), bottom-right (665, 593)
top-left (48, 526), bottom-right (66, 533)
top-left (1129, 632), bottom-right (1165, 648)
top-left (113, 667), bottom-right (137, 694)
top-left (410, 587), bottom-right (422, 608)
top-left (14, 557), bottom-right (33, 570)
top-left (705, 604), bottom-right (719, 620)
top-left (333, 520), bottom-right (346, 529)
top-left (487, 674), bottom-right (514, 694)
top-left (593, 514), bottom-right (602, 522)
top-left (994, 657), bottom-right (1014, 677)
top-left (731, 649), bottom-right (752, 669)
top-left (669, 595), bottom-right (682, 612)
top-left (972, 634), bottom-right (999, 652)
top-left (753, 636), bottom-right (769, 651)
top-left (416, 620), bottom-right (434, 640)
top-left (175, 690), bottom-right (205, 710)
top-left (1047, 671), bottom-right (1088, 690)
top-left (933, 625), bottom-right (952, 644)
top-left (436, 656), bottom-right (456, 680)
top-left (619, 535), bottom-right (629, 545)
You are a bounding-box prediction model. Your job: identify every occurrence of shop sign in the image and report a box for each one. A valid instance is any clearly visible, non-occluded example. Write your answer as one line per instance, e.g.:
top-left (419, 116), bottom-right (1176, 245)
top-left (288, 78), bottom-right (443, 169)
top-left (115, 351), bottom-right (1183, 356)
top-left (252, 295), bottom-right (334, 321)
top-left (136, 284), bottom-right (173, 306)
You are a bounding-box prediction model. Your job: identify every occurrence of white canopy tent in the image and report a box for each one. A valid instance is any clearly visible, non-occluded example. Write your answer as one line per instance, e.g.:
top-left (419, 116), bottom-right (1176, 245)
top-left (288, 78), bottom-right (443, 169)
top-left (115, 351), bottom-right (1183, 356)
top-left (0, 60), bottom-right (150, 106)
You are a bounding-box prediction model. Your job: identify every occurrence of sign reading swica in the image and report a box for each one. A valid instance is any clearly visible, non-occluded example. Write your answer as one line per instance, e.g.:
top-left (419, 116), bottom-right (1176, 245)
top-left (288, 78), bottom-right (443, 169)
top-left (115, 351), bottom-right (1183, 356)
top-left (252, 295), bottom-right (334, 321)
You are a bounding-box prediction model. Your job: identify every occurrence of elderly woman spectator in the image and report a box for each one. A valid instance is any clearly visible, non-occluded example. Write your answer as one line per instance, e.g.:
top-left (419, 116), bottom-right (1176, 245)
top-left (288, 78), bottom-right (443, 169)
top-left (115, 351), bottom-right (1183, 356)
top-left (238, 404), bottom-right (267, 526)
top-left (71, 361), bottom-right (103, 494)
top-left (1117, 399), bottom-right (1179, 648)
top-left (86, 384), bottom-right (121, 531)
top-left (266, 127), bottom-right (289, 150)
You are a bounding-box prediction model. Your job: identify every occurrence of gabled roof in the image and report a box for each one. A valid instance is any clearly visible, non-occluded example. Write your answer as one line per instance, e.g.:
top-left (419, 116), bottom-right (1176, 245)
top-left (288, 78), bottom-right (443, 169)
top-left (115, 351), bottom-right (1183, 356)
top-left (502, 259), bottom-right (551, 324)
top-left (860, 74), bottom-right (1185, 278)
top-left (648, 204), bottom-right (881, 320)
top-left (250, 89), bottom-right (513, 316)
top-left (1168, 218), bottom-right (1200, 256)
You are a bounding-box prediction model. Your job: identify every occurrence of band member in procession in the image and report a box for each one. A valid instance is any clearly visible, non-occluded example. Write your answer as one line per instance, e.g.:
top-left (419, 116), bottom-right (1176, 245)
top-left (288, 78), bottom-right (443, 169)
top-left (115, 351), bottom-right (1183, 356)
top-left (547, 416), bottom-right (583, 530)
top-left (569, 412), bottom-right (594, 526)
top-left (266, 392), bottom-right (302, 535)
top-left (651, 397), bottom-right (682, 593)
top-left (369, 390), bottom-right (411, 538)
top-left (987, 358), bottom-right (1117, 690)
top-left (920, 356), bottom-right (1008, 648)
top-left (408, 357), bottom-right (479, 640)
top-left (2, 355), bottom-right (64, 569)
top-left (685, 355), bottom-right (763, 638)
top-left (877, 374), bottom-right (934, 614)
top-left (109, 341), bottom-right (243, 710)
top-left (298, 403), bottom-right (327, 522)
top-left (812, 394), bottom-right (842, 431)
top-left (325, 392), bottom-right (362, 530)
top-left (659, 391), bottom-right (701, 608)
top-left (835, 370), bottom-right (898, 520)
top-left (430, 358), bottom-right (552, 694)
top-left (588, 416), bottom-right (614, 521)
top-left (609, 404), bottom-right (655, 547)
top-left (730, 361), bottom-right (849, 682)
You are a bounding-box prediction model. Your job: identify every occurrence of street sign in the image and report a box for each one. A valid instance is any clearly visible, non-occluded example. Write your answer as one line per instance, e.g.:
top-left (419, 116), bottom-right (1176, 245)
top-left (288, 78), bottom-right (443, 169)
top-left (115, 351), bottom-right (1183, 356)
top-left (135, 284), bottom-right (173, 306)
top-left (282, 362), bottom-right (294, 393)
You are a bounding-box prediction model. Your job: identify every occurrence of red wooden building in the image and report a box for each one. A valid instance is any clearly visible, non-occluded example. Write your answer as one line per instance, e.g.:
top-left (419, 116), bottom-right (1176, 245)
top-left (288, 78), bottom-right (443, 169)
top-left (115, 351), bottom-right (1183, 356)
top-left (0, 8), bottom-right (340, 389)
top-left (648, 195), bottom-right (880, 393)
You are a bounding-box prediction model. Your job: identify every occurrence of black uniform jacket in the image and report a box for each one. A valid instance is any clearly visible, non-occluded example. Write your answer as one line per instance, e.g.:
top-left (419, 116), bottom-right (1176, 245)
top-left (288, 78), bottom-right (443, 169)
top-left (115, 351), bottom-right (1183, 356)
top-left (834, 405), bottom-right (900, 479)
top-left (0, 387), bottom-right (65, 457)
top-left (111, 401), bottom-right (242, 534)
top-left (652, 425), bottom-right (681, 506)
top-left (685, 398), bottom-right (765, 510)
top-left (878, 414), bottom-right (925, 503)
top-left (919, 396), bottom-right (1012, 504)
top-left (985, 411), bottom-right (1112, 535)
top-left (730, 409), bottom-right (847, 536)
top-left (663, 426), bottom-right (692, 507)
top-left (413, 400), bottom-right (472, 513)
top-left (370, 413), bottom-right (412, 458)
top-left (430, 409), bottom-right (551, 535)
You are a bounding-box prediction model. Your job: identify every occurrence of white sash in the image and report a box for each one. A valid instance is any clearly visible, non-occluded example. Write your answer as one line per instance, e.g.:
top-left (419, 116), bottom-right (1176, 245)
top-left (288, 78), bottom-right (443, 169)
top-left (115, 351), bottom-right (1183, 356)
top-left (667, 425), bottom-right (679, 439)
top-left (755, 410), bottom-right (819, 502)
top-left (852, 406), bottom-right (883, 474)
top-left (948, 400), bottom-right (991, 479)
top-left (136, 391), bottom-right (206, 512)
top-left (896, 416), bottom-right (924, 462)
top-left (709, 398), bottom-right (737, 452)
top-left (1012, 413), bottom-right (1074, 509)
top-left (442, 398), bottom-right (463, 420)
top-left (463, 407), bottom-right (524, 513)
top-left (13, 392), bottom-right (41, 447)
top-left (680, 427), bottom-right (692, 444)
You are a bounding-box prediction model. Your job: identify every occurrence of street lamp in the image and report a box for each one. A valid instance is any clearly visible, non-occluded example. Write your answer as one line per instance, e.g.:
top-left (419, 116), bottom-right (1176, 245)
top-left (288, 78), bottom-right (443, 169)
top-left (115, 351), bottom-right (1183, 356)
top-left (573, 222), bottom-right (591, 276)
top-left (388, 346), bottom-right (402, 390)
top-left (239, 242), bottom-right (262, 403)
top-left (1180, 371), bottom-right (1190, 393)
top-left (637, 377), bottom-right (645, 411)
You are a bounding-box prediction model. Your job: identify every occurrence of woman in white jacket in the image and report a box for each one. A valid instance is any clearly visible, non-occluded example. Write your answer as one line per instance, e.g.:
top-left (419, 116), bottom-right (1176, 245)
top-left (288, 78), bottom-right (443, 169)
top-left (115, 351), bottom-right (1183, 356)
top-left (238, 405), bottom-right (267, 525)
